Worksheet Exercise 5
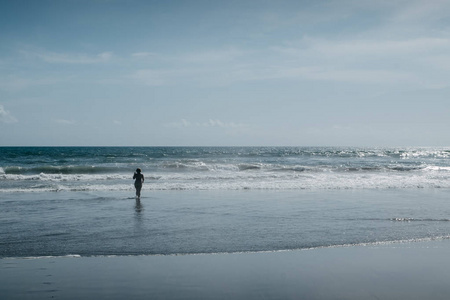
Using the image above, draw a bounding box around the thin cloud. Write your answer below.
[201,119,244,128]
[272,67,417,84]
[263,36,450,86]
[130,69,167,86]
[180,48,247,64]
[0,75,67,92]
[127,35,450,87]
[392,0,450,23]
[54,119,76,125]
[423,54,450,71]
[0,104,18,123]
[131,52,157,58]
[300,37,450,57]
[21,50,114,64]
[166,119,246,129]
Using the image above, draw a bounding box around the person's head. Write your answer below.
[136,168,141,174]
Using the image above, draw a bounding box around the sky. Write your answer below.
[1,0,450,146]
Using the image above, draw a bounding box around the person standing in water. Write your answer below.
[133,168,144,198]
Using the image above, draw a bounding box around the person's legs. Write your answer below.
[136,186,141,198]
[135,182,142,198]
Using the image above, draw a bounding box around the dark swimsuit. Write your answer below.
[134,173,144,189]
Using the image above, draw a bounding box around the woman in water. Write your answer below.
[133,168,144,198]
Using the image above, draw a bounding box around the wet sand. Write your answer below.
[2,239,450,299]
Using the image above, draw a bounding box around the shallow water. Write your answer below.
[2,189,450,258]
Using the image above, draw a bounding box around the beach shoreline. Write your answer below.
[2,239,450,300]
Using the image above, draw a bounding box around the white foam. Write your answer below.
[424,166,450,171]
[1,173,130,182]
[2,161,450,192]
[2,173,450,192]
[3,254,82,260]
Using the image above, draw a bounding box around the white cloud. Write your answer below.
[21,50,114,64]
[180,48,247,64]
[0,75,67,92]
[126,33,450,88]
[301,37,450,57]
[422,54,450,71]
[131,52,157,58]
[165,119,246,129]
[0,104,18,123]
[201,119,244,128]
[54,119,76,125]
[164,119,191,128]
[277,67,417,84]
[261,35,450,86]
[392,0,450,23]
[130,69,167,86]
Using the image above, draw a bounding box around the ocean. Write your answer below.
[1,146,450,258]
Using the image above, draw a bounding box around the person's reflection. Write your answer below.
[135,198,143,213]
[134,198,143,234]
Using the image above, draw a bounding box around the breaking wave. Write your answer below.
[1,146,450,192]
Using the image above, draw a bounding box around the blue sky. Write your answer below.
[1,0,449,146]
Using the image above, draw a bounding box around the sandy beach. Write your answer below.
[2,239,450,300]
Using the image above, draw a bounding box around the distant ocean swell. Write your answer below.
[1,147,450,192]
[3,162,450,175]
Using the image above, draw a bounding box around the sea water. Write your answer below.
[1,146,450,258]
